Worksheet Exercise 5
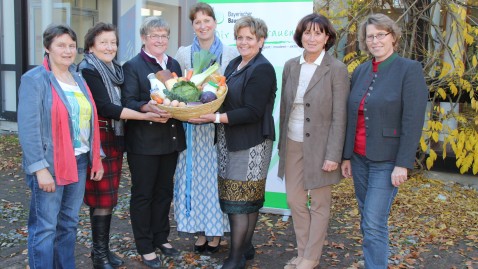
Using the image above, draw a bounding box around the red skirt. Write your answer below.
[84,118,124,208]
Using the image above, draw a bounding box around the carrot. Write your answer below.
[218,76,226,86]
[171,72,178,78]
[186,69,194,81]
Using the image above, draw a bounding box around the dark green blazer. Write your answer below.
[343,53,428,169]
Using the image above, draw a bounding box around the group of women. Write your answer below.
[17,1,427,268]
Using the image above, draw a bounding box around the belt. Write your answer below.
[98,119,113,132]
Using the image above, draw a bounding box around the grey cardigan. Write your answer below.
[342,53,428,169]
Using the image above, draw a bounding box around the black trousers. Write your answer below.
[127,151,178,254]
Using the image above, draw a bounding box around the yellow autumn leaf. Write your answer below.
[426,156,434,170]
[420,137,428,151]
[437,88,446,100]
[473,155,478,174]
[343,51,356,62]
[449,82,458,96]
[438,62,451,79]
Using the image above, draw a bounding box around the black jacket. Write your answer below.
[78,61,123,120]
[223,53,277,152]
[121,53,186,155]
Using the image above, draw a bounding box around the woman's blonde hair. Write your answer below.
[233,16,268,41]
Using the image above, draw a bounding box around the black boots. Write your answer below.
[90,213,124,269]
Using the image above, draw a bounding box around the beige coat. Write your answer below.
[277,53,350,189]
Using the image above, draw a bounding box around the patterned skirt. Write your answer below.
[217,124,273,214]
[84,119,124,208]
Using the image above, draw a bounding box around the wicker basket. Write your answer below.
[156,88,227,121]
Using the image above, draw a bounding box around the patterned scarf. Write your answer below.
[83,52,125,136]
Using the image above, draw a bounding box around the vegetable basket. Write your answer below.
[156,87,227,121]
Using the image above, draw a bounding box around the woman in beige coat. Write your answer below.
[277,13,349,269]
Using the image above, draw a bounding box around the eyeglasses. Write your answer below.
[146,34,169,41]
[365,32,390,42]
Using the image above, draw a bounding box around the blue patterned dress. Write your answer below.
[174,123,229,236]
[173,44,238,237]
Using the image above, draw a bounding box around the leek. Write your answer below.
[193,49,217,74]
[190,62,220,86]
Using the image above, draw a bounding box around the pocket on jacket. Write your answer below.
[382,128,400,137]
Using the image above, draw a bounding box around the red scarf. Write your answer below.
[43,57,102,185]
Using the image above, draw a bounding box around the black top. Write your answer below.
[223,53,277,152]
[78,61,123,120]
[121,52,186,155]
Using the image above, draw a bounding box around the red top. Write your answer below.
[353,59,381,156]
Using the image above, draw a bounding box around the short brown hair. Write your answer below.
[293,13,336,51]
[84,22,118,52]
[43,24,77,50]
[358,13,401,54]
[233,16,268,40]
[188,2,216,23]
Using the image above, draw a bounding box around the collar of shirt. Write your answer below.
[299,49,325,65]
[142,49,168,69]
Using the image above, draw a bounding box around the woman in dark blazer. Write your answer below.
[277,13,349,269]
[79,22,163,269]
[190,16,277,269]
[121,16,186,268]
[340,13,428,269]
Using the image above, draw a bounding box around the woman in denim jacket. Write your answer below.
[17,24,103,269]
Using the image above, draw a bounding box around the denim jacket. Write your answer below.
[18,64,100,176]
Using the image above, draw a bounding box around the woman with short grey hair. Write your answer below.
[121,16,186,268]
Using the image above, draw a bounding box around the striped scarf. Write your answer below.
[83,52,125,136]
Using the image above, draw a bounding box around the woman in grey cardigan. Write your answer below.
[173,2,238,254]
[341,14,428,269]
[278,13,349,269]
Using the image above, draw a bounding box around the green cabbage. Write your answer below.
[165,81,201,103]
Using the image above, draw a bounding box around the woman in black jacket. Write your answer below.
[79,22,162,269]
[190,16,277,269]
[121,17,186,268]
